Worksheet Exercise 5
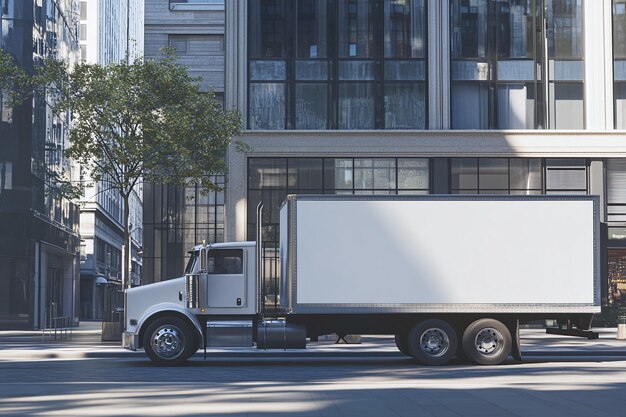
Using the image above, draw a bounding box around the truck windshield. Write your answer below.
[184,251,199,274]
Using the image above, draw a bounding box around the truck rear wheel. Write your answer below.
[406,319,457,365]
[462,318,512,365]
[143,316,197,366]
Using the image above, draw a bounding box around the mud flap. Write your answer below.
[510,319,522,362]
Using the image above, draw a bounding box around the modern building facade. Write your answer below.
[143,0,226,283]
[141,0,626,317]
[0,0,81,329]
[77,0,144,320]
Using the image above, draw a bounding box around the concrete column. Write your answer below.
[226,145,248,242]
[225,0,249,242]
[584,0,612,130]
[428,0,450,129]
[225,0,247,114]
[589,159,606,222]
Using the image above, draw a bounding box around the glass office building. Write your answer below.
[142,1,626,319]
[0,0,81,329]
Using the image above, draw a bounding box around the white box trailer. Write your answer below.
[123,195,602,366]
[280,195,600,313]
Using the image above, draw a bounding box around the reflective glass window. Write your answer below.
[338,83,376,129]
[384,82,426,129]
[384,0,426,59]
[295,84,328,129]
[450,0,583,130]
[249,0,287,59]
[297,0,328,58]
[248,83,286,129]
[338,0,375,58]
[451,158,478,191]
[247,0,428,130]
[547,0,583,59]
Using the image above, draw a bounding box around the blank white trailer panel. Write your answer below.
[279,195,600,314]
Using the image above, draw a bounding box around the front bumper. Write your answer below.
[122,331,139,351]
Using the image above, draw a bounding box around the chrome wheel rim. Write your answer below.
[475,327,504,356]
[420,328,450,357]
[151,325,184,359]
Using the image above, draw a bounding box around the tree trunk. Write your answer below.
[121,193,130,332]
[122,193,131,290]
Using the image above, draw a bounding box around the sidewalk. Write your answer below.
[0,321,124,361]
[1,322,625,361]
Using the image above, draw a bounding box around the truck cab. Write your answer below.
[123,241,259,364]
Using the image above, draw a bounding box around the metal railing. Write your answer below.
[41,302,73,341]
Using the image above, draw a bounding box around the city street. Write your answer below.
[1,333,626,417]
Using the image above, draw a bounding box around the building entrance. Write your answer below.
[46,267,64,326]
[608,249,626,307]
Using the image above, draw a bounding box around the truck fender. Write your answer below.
[510,319,522,362]
[136,303,203,347]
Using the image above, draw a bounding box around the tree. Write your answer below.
[0,49,30,109]
[1,49,81,200]
[55,51,241,291]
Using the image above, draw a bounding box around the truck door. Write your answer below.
[206,249,246,308]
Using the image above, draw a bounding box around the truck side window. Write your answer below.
[207,249,243,275]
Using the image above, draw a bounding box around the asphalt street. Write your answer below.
[1,352,626,417]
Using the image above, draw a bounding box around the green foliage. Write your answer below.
[1,50,82,200]
[56,50,242,200]
[0,49,31,105]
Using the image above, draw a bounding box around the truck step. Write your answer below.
[206,320,253,347]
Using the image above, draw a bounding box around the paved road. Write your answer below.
[2,353,626,417]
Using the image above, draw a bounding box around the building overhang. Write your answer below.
[237,130,626,158]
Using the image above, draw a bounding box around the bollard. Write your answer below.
[617,310,626,340]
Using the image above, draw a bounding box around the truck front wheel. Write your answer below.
[462,318,512,365]
[406,319,457,365]
[143,316,197,366]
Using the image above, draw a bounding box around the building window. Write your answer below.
[168,35,188,54]
[80,2,87,20]
[450,158,588,195]
[142,177,225,284]
[450,158,543,194]
[450,0,583,130]
[169,0,225,11]
[247,0,428,130]
[0,161,12,192]
[544,158,587,194]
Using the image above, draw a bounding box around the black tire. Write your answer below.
[406,319,458,365]
[462,318,512,366]
[143,316,198,366]
[394,332,410,356]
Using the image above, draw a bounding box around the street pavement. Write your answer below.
[0,323,625,416]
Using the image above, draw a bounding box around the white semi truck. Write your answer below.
[123,195,603,366]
